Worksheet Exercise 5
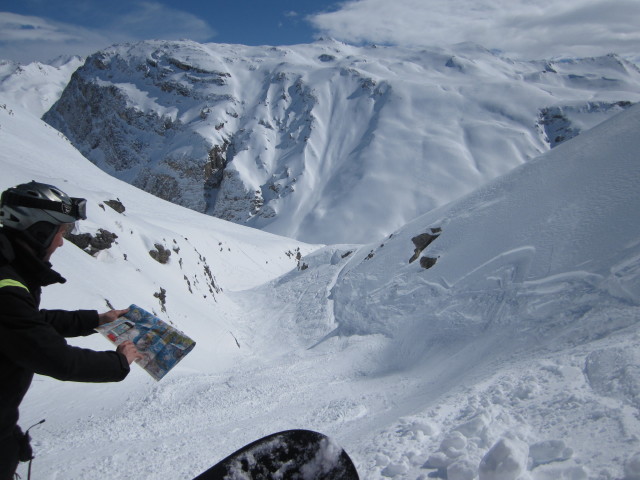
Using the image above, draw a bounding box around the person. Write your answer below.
[0,181,142,479]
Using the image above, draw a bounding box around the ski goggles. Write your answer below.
[1,191,88,221]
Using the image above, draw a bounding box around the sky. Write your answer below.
[0,0,639,64]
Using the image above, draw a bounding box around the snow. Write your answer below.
[0,56,82,116]
[478,437,529,480]
[1,51,640,480]
[42,40,640,245]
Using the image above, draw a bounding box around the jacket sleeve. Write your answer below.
[0,287,130,383]
[41,308,100,337]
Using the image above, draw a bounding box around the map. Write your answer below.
[97,304,196,380]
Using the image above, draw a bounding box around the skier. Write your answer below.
[0,181,142,479]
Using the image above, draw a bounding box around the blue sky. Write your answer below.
[2,0,335,45]
[0,0,338,62]
[1,0,639,64]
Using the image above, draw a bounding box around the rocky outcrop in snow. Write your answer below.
[538,101,633,148]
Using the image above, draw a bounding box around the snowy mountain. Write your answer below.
[43,39,640,244]
[328,102,640,478]
[0,94,316,370]
[1,48,639,480]
[0,56,83,117]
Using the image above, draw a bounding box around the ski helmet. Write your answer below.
[0,181,87,251]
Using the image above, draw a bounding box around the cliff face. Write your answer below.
[43,43,226,213]
[539,101,633,148]
[44,40,640,243]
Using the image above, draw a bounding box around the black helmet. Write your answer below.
[0,181,87,251]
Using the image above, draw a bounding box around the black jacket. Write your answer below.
[0,230,130,441]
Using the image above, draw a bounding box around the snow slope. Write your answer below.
[1,62,640,480]
[0,95,316,374]
[327,102,640,479]
[0,56,83,117]
[43,40,640,244]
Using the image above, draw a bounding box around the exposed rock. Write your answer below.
[420,257,438,269]
[104,199,126,213]
[149,243,171,264]
[205,139,231,189]
[538,101,633,148]
[409,228,441,263]
[183,275,193,293]
[135,171,181,205]
[193,247,222,298]
[43,43,218,214]
[66,228,118,256]
[154,287,167,312]
[318,54,336,62]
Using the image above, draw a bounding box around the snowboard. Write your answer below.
[193,429,359,480]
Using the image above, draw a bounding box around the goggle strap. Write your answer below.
[0,192,87,220]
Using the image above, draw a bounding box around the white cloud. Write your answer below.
[0,12,77,43]
[0,2,216,64]
[308,0,640,60]
[108,2,215,41]
[0,12,116,63]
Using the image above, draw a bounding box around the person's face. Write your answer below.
[43,224,70,262]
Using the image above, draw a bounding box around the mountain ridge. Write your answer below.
[1,42,640,479]
[43,39,640,244]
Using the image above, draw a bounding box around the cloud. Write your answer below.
[0,2,216,64]
[308,0,640,60]
[0,12,78,43]
[0,12,116,63]
[107,2,215,42]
